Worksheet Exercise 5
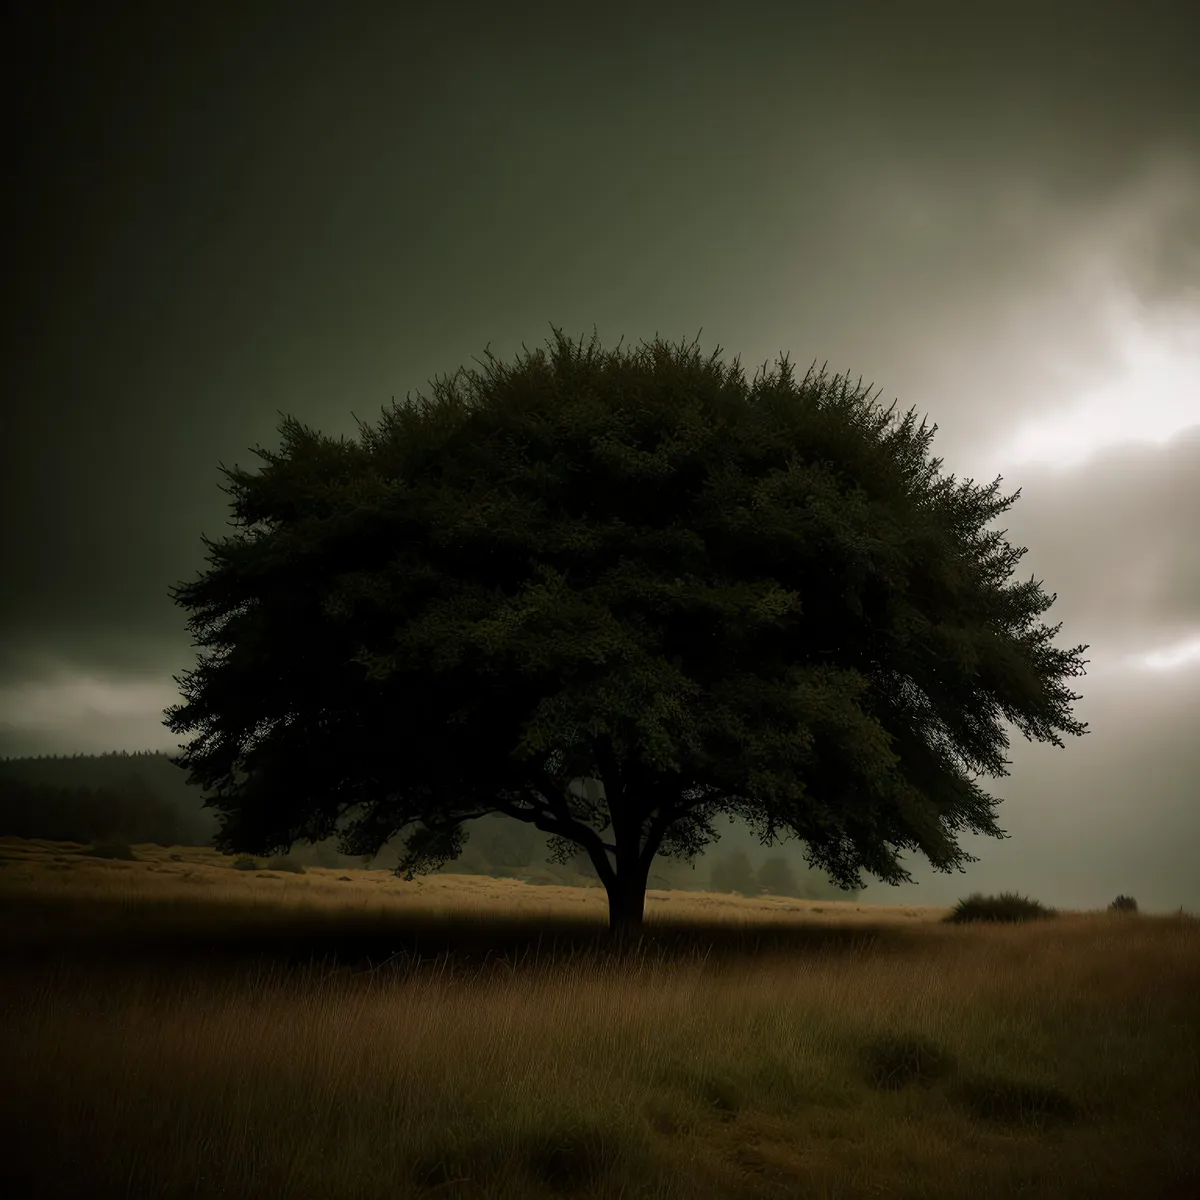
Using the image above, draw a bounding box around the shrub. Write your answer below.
[864,1034,956,1091]
[1109,894,1138,914]
[943,891,1058,924]
[951,1076,1080,1128]
[231,855,259,871]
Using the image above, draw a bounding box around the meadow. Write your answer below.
[1,835,1197,1199]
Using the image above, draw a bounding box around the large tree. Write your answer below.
[164,326,1089,943]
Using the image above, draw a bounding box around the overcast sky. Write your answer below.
[3,0,1198,912]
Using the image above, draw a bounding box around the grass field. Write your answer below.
[1,835,1197,1199]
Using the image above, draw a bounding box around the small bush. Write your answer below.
[1109,894,1138,914]
[952,1076,1080,1129]
[943,891,1057,924]
[231,855,259,871]
[266,855,306,874]
[864,1034,956,1091]
[517,1120,624,1193]
[81,841,137,861]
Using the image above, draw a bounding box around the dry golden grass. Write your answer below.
[1,835,1197,1199]
[0,835,947,931]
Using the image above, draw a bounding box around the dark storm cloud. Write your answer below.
[1,0,1197,906]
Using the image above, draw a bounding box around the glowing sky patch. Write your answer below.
[1132,635,1200,672]
[986,289,1200,474]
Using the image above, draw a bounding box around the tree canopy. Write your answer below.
[164,325,1089,942]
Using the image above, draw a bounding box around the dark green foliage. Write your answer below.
[164,325,1090,941]
[1109,894,1138,914]
[80,840,138,861]
[231,855,259,871]
[863,1034,955,1090]
[943,891,1058,924]
[708,848,759,896]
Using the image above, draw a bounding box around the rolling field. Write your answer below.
[1,835,1197,1199]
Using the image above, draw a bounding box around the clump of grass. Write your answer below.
[950,1076,1081,1129]
[942,891,1057,924]
[80,841,138,861]
[407,1120,636,1200]
[231,856,259,871]
[1109,894,1138,914]
[518,1120,630,1194]
[863,1034,956,1091]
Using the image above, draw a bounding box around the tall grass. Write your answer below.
[2,836,1198,1199]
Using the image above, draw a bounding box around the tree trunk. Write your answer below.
[577,749,667,954]
[603,858,651,949]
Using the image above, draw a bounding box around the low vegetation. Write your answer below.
[2,836,1196,1199]
[78,839,139,861]
[943,891,1059,925]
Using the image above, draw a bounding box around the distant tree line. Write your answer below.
[0,771,186,846]
[0,752,857,898]
[0,751,216,847]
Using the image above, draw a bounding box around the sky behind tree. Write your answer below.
[3,0,1198,911]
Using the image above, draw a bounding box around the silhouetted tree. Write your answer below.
[164,325,1089,945]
